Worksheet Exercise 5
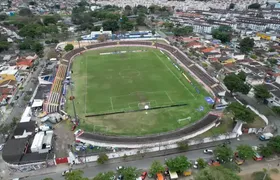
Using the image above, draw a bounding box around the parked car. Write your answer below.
[252,146,263,161]
[0,144,4,151]
[117,174,123,180]
[141,171,147,180]
[234,152,244,165]
[203,149,213,154]
[62,169,72,176]
[193,161,198,169]
[116,166,123,171]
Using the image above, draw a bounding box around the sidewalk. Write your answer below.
[10,139,229,179]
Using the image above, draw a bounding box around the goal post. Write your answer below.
[138,102,151,110]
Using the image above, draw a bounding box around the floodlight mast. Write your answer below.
[70,83,79,124]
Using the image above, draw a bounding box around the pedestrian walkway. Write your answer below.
[237,93,280,135]
[9,164,69,180]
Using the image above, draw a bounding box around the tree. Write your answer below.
[93,171,115,180]
[64,44,74,52]
[165,155,191,173]
[0,41,10,52]
[136,13,146,26]
[272,106,280,115]
[248,3,261,9]
[240,37,254,53]
[31,42,44,57]
[162,22,174,31]
[102,20,119,32]
[97,34,108,42]
[237,71,246,81]
[118,167,138,180]
[195,166,240,180]
[124,5,132,15]
[229,3,235,9]
[214,145,233,163]
[97,153,109,164]
[177,141,189,151]
[18,24,44,38]
[254,85,271,102]
[65,170,88,180]
[226,102,256,123]
[258,144,273,158]
[43,178,53,180]
[19,8,33,16]
[236,144,255,160]
[0,124,10,137]
[173,26,193,36]
[251,169,271,180]
[0,14,8,21]
[151,29,155,36]
[223,73,250,95]
[267,136,280,153]
[223,162,241,173]
[77,37,83,48]
[251,54,257,59]
[150,160,165,176]
[212,25,232,43]
[197,158,207,169]
[269,48,275,52]
[43,16,58,25]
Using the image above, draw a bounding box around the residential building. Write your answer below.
[186,41,203,49]
[219,56,236,65]
[14,121,36,139]
[246,74,264,86]
[0,66,20,84]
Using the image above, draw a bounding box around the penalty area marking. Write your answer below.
[165,91,173,103]
[177,117,191,123]
[110,97,114,111]
[153,52,196,99]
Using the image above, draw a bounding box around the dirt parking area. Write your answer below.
[240,173,280,180]
[53,120,75,157]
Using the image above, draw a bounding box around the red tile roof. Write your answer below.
[0,79,17,87]
[16,58,33,67]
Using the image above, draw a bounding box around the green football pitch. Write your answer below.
[66,47,211,135]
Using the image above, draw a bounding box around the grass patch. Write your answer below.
[66,47,210,135]
[196,113,234,138]
[197,110,266,139]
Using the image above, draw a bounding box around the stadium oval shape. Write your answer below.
[59,41,225,148]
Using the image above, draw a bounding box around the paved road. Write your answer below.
[23,135,265,180]
[4,60,45,125]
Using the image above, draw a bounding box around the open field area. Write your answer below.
[66,47,211,135]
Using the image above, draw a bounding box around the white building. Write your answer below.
[20,107,32,123]
[13,121,36,139]
[31,130,53,154]
[246,75,264,86]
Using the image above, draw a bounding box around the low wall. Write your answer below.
[56,38,170,50]
[75,132,238,164]
[234,97,269,125]
[76,118,217,148]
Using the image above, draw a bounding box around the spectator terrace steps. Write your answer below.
[45,41,225,113]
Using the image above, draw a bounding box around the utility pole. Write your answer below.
[262,163,271,180]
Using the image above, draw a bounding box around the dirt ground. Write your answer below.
[240,173,280,180]
[53,120,75,157]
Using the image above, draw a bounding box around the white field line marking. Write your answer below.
[110,97,114,111]
[165,91,173,103]
[110,91,175,99]
[153,52,196,99]
[85,55,88,114]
